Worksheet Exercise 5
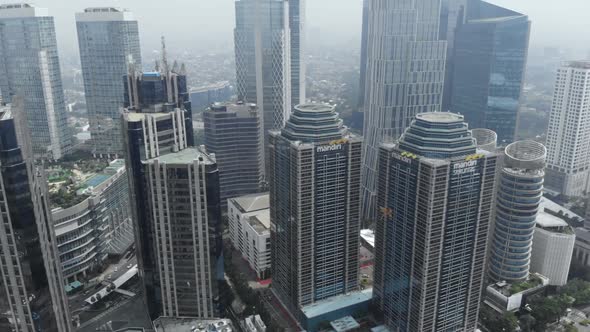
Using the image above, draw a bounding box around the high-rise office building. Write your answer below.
[143,147,222,318]
[0,3,71,159]
[269,104,362,320]
[439,0,468,111]
[373,113,499,332]
[123,56,223,319]
[0,104,73,332]
[545,61,590,197]
[203,102,263,208]
[489,141,546,283]
[358,0,368,111]
[76,7,141,157]
[360,0,447,221]
[288,0,305,107]
[450,1,530,144]
[234,0,293,153]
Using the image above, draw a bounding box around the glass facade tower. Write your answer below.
[0,104,73,332]
[234,0,299,168]
[374,113,499,332]
[269,104,362,322]
[450,1,530,144]
[360,0,447,222]
[203,102,263,209]
[76,7,141,157]
[0,4,71,159]
[489,141,546,282]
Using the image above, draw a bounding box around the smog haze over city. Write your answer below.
[25,0,590,55]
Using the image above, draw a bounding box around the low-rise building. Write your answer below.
[243,315,266,332]
[228,193,270,279]
[531,200,576,286]
[484,273,549,313]
[52,159,134,282]
[153,317,234,332]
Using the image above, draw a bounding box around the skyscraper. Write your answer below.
[545,61,590,197]
[0,3,71,159]
[489,141,546,282]
[373,113,499,332]
[0,104,73,332]
[234,0,293,153]
[450,1,530,144]
[123,57,223,319]
[358,0,368,111]
[203,102,263,209]
[269,104,362,321]
[439,0,468,111]
[143,147,222,318]
[288,0,306,106]
[360,0,447,221]
[76,7,141,157]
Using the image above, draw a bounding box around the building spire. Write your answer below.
[161,36,169,73]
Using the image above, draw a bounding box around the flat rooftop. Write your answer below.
[153,317,233,332]
[540,197,582,221]
[146,147,215,166]
[76,7,135,22]
[416,112,463,123]
[0,3,48,18]
[231,192,269,213]
[536,210,568,228]
[301,288,373,319]
[249,210,271,234]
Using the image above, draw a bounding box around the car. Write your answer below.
[107,274,113,280]
[127,264,133,269]
[361,274,369,279]
[114,267,118,272]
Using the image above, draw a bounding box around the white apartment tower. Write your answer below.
[545,61,590,197]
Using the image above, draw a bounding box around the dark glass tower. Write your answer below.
[373,113,499,331]
[269,104,362,323]
[203,102,263,209]
[450,1,531,144]
[123,57,219,319]
[0,104,72,331]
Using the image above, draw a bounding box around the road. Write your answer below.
[68,256,137,311]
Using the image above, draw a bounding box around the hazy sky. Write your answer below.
[19,0,590,57]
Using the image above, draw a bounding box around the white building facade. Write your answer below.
[530,205,575,286]
[545,61,590,197]
[228,193,271,280]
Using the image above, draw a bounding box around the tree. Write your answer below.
[519,314,536,332]
[479,305,518,332]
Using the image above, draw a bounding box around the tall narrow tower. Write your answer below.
[545,61,590,197]
[0,104,73,332]
[269,104,362,324]
[360,0,447,221]
[489,141,546,282]
[0,3,71,159]
[374,113,499,332]
[234,0,298,166]
[76,7,141,157]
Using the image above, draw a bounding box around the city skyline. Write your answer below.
[8,0,589,58]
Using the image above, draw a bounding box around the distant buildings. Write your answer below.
[545,61,590,197]
[76,7,141,157]
[52,159,134,282]
[190,81,232,112]
[228,193,271,280]
[449,1,530,144]
[203,102,264,208]
[361,0,447,221]
[154,317,234,332]
[269,104,362,327]
[0,3,71,159]
[531,199,575,286]
[0,105,73,331]
[373,113,499,331]
[489,141,545,283]
[234,0,296,157]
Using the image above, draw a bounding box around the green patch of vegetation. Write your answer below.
[561,279,590,306]
[509,276,542,295]
[50,189,89,209]
[479,305,518,332]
